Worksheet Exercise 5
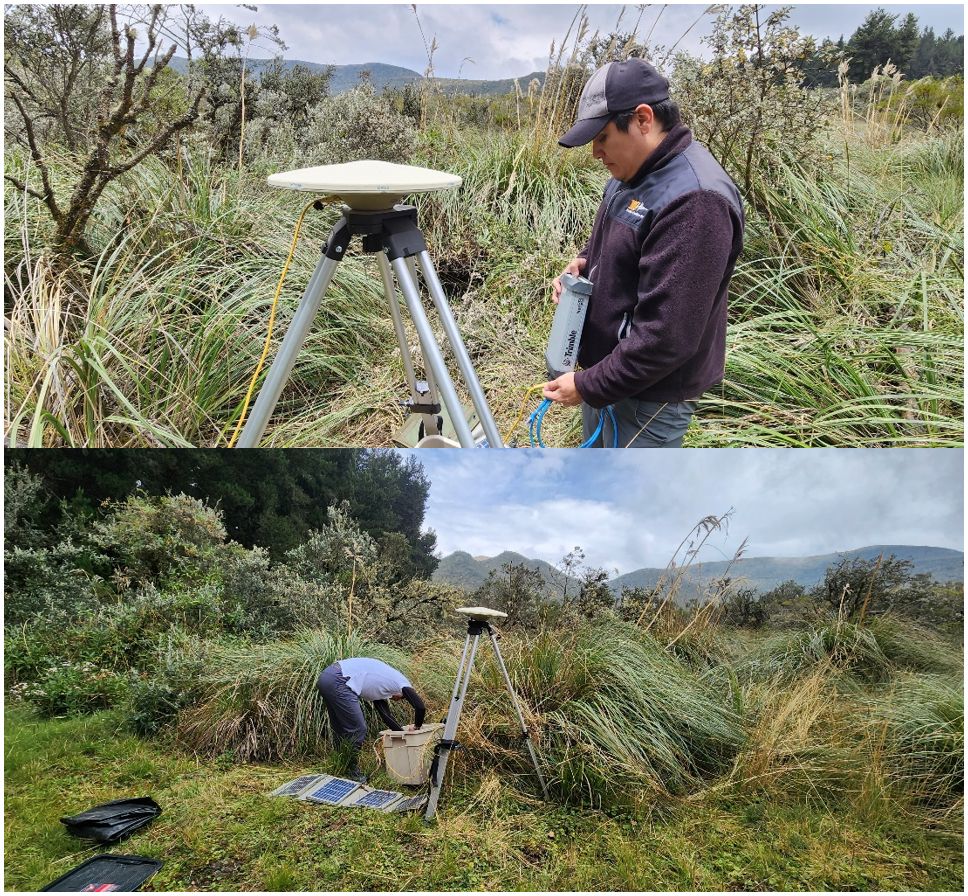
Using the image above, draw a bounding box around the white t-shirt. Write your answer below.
[338,658,411,701]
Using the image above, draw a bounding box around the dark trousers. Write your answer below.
[582,398,697,447]
[316,663,367,749]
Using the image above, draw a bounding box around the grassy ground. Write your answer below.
[4,706,963,891]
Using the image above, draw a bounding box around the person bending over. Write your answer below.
[316,656,426,781]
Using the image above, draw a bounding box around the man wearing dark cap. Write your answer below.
[544,58,744,447]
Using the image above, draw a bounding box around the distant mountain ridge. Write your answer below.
[434,550,575,597]
[168,57,544,96]
[433,545,964,603]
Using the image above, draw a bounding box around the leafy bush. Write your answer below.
[300,80,417,164]
[220,545,296,637]
[4,541,104,627]
[903,75,964,127]
[93,493,230,588]
[125,633,211,736]
[673,6,832,199]
[3,464,106,625]
[13,661,132,717]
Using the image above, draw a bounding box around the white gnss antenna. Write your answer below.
[235,160,504,449]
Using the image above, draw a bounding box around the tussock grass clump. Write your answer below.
[456,620,745,807]
[864,615,963,676]
[720,669,865,802]
[746,615,963,685]
[750,620,892,683]
[176,629,409,761]
[871,673,964,813]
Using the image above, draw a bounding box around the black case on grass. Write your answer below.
[41,854,163,891]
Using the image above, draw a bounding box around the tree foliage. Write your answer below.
[673,5,829,199]
[844,9,964,81]
[7,448,437,570]
[473,561,547,628]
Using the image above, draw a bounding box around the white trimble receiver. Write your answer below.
[545,273,593,378]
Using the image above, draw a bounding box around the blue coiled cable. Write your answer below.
[528,399,618,448]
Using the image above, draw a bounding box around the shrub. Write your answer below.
[220,545,296,637]
[3,541,104,626]
[902,75,964,128]
[125,633,211,736]
[673,6,832,199]
[16,661,132,717]
[93,493,230,588]
[300,80,417,164]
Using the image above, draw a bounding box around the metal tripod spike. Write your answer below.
[424,607,549,822]
[234,160,504,449]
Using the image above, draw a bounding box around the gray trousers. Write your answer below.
[317,663,367,748]
[582,398,697,448]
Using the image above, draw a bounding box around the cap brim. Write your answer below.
[558,114,612,148]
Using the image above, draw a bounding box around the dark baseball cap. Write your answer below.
[558,58,670,148]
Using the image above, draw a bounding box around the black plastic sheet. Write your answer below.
[60,798,161,844]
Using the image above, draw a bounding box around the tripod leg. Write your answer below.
[391,257,476,447]
[416,251,505,448]
[376,253,421,405]
[488,628,550,800]
[425,633,480,821]
[235,253,341,447]
[377,253,441,436]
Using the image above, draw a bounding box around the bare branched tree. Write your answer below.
[4,4,204,256]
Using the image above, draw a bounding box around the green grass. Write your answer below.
[4,705,963,891]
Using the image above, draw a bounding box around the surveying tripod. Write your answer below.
[425,607,549,822]
[235,202,504,448]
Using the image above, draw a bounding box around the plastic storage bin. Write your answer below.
[381,723,444,784]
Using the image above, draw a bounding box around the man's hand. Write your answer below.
[552,257,587,304]
[543,372,583,407]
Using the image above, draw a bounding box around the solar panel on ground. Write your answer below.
[300,776,361,805]
[391,794,428,813]
[271,774,325,797]
[349,789,402,810]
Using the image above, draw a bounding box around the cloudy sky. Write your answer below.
[398,449,964,574]
[198,2,965,80]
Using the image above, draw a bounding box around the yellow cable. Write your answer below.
[226,196,336,447]
[504,383,546,445]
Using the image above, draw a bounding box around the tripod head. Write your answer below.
[455,605,507,635]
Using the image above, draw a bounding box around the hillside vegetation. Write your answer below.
[5,470,964,890]
[3,5,963,447]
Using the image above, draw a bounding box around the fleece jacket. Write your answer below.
[572,124,745,408]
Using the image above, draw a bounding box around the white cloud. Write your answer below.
[415,449,963,574]
[196,4,964,80]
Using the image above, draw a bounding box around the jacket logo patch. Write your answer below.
[624,199,647,222]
